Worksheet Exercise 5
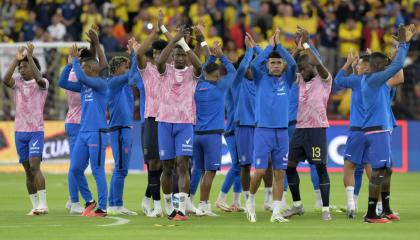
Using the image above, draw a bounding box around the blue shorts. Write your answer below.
[254,128,289,170]
[65,123,81,154]
[235,126,254,166]
[365,132,392,169]
[193,133,222,171]
[344,131,368,165]
[15,131,44,163]
[158,122,193,160]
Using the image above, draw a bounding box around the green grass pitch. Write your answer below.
[0,173,418,240]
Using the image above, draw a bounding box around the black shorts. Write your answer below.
[289,128,327,165]
[142,117,160,162]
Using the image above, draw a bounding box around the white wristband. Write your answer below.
[160,25,168,33]
[200,41,208,47]
[303,43,310,50]
[177,38,191,52]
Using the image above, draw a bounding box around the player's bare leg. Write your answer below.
[174,156,190,220]
[247,168,266,222]
[22,161,38,215]
[263,160,273,211]
[380,168,399,220]
[29,157,48,215]
[271,170,289,223]
[343,160,357,218]
[161,160,175,218]
[198,170,217,216]
[364,168,390,223]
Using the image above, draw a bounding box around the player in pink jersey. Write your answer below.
[284,28,333,221]
[2,43,49,215]
[156,27,202,220]
[135,11,173,217]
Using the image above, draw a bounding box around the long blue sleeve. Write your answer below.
[59,65,82,92]
[335,70,361,89]
[108,72,129,89]
[309,43,322,61]
[232,48,253,89]
[254,46,262,55]
[128,54,143,88]
[72,58,107,91]
[367,43,409,88]
[251,45,273,84]
[276,45,297,85]
[217,55,236,90]
[201,55,217,75]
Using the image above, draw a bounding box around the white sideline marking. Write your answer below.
[98,217,130,227]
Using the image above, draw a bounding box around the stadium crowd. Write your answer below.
[0,0,420,120]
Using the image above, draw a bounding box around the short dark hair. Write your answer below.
[359,54,370,62]
[79,48,95,59]
[369,52,391,69]
[297,53,309,64]
[152,40,168,51]
[268,51,281,59]
[204,62,219,74]
[145,49,153,58]
[19,56,41,71]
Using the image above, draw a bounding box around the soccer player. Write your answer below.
[156,28,202,220]
[246,29,296,223]
[194,41,236,216]
[135,15,170,216]
[335,51,372,218]
[60,44,108,217]
[106,38,139,216]
[214,70,243,212]
[361,24,415,223]
[2,43,49,215]
[284,29,333,221]
[62,47,97,215]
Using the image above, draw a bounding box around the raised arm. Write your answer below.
[156,29,186,74]
[217,55,236,90]
[128,51,143,88]
[251,45,272,84]
[136,30,158,69]
[1,47,25,88]
[387,69,404,87]
[86,27,107,69]
[369,24,415,88]
[26,43,47,89]
[233,41,254,88]
[70,44,107,91]
[157,9,173,42]
[59,64,82,92]
[304,44,329,80]
[193,23,210,58]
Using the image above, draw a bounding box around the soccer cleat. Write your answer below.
[382,212,400,221]
[322,210,332,221]
[167,210,178,220]
[230,203,245,212]
[264,202,273,212]
[70,202,84,214]
[82,200,97,216]
[66,199,72,210]
[347,209,356,219]
[118,207,138,216]
[364,215,391,224]
[26,209,36,216]
[314,200,323,210]
[172,211,188,221]
[283,205,304,218]
[270,214,289,223]
[197,203,218,217]
[246,204,257,223]
[215,199,232,212]
[87,209,107,217]
[147,208,163,218]
[106,207,119,216]
[141,198,152,216]
[33,207,49,215]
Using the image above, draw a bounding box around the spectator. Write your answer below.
[20,11,38,42]
[230,13,250,49]
[47,14,67,41]
[362,17,384,52]
[127,0,141,32]
[318,10,339,74]
[80,3,102,40]
[253,2,273,39]
[1,0,17,36]
[100,22,122,56]
[338,18,362,63]
[59,0,81,41]
[14,0,30,37]
[35,0,55,29]
[336,0,356,23]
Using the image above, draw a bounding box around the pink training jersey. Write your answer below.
[65,71,81,124]
[296,73,332,128]
[157,64,197,124]
[13,76,49,132]
[140,62,162,118]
